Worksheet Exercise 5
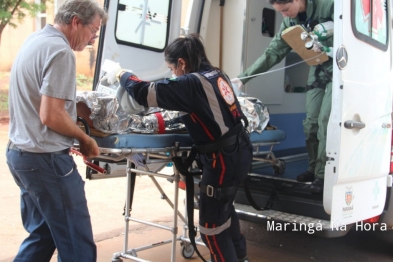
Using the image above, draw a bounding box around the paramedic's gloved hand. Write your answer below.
[107,62,125,85]
[230,77,243,96]
[79,136,100,158]
[313,21,334,41]
[312,43,333,58]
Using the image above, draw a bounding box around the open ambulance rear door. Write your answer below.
[93,0,183,86]
[324,0,392,227]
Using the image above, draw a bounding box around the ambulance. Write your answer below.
[90,0,393,237]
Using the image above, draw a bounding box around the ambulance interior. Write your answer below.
[214,0,326,220]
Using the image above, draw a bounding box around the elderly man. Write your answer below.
[6,0,107,261]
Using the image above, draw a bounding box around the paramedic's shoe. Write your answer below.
[296,171,314,182]
[310,178,324,193]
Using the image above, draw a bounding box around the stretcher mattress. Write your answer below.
[250,130,286,143]
[93,130,286,149]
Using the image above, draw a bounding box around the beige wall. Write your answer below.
[0,19,36,72]
[0,1,101,77]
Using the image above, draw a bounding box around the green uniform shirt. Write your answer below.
[238,0,334,86]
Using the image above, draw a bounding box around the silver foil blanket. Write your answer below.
[237,96,270,133]
[76,91,269,134]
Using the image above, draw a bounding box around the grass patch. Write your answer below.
[76,74,94,91]
[0,91,8,111]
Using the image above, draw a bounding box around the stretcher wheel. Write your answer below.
[273,159,286,174]
[181,242,195,259]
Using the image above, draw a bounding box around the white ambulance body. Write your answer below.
[92,0,393,236]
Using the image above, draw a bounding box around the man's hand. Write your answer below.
[230,77,243,96]
[79,136,100,158]
[313,21,334,41]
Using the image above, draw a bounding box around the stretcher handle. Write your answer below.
[77,116,91,136]
[70,148,107,174]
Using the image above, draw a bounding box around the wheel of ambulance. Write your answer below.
[181,242,195,259]
[273,159,286,175]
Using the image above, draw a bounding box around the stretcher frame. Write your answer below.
[82,143,205,262]
[74,130,286,262]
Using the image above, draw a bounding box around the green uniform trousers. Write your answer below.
[303,82,332,179]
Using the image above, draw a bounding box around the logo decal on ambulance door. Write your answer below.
[345,187,354,205]
[217,77,235,105]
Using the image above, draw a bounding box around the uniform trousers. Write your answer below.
[303,81,332,179]
[198,135,252,262]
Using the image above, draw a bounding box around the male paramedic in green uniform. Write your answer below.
[231,0,334,193]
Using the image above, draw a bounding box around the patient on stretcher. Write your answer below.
[76,90,270,135]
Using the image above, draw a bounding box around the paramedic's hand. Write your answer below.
[230,77,243,96]
[107,63,125,85]
[312,44,333,58]
[313,21,334,41]
[79,136,100,158]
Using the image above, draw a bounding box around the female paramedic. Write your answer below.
[107,33,252,262]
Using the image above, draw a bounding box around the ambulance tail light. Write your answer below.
[363,215,380,223]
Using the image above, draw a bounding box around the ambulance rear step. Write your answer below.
[234,203,353,238]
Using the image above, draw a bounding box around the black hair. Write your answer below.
[164,33,213,72]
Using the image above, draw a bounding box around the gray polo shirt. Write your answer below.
[8,24,77,152]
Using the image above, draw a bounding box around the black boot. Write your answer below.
[296,171,314,182]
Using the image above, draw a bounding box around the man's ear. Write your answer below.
[71,16,80,30]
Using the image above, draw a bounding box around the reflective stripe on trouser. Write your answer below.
[198,139,252,262]
[303,81,332,179]
[6,149,96,262]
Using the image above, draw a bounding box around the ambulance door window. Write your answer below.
[352,0,388,50]
[115,0,171,52]
[262,8,275,37]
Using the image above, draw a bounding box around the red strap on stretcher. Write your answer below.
[154,112,165,134]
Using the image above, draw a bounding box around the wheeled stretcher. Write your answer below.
[75,129,286,262]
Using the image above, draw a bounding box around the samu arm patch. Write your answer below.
[217,77,235,105]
